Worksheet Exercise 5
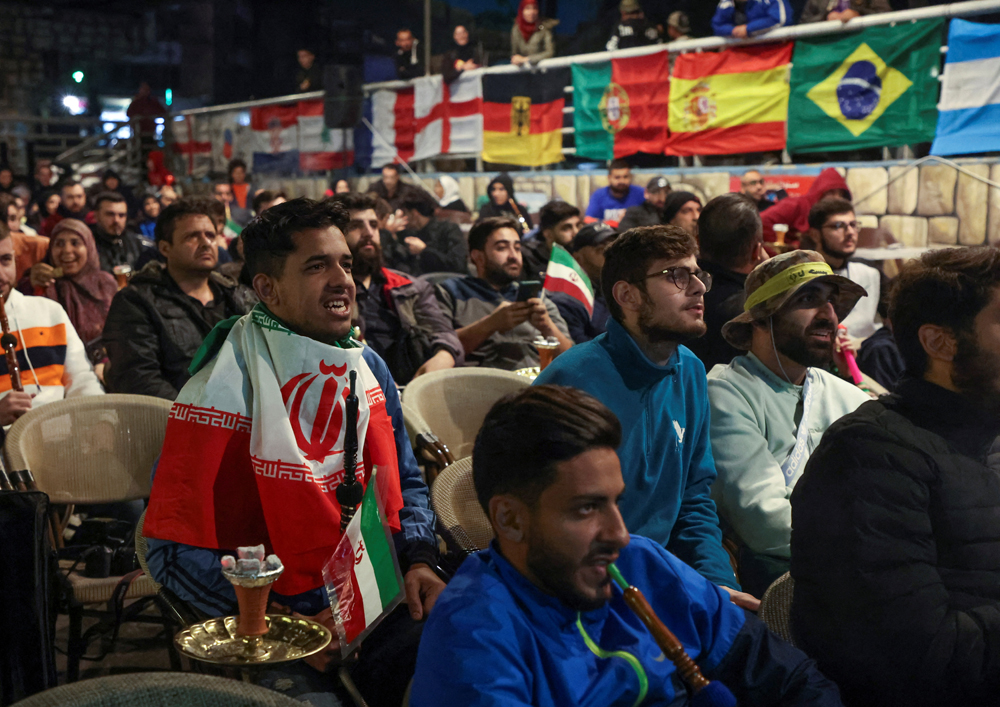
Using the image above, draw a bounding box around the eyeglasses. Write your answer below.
[823,220,859,233]
[636,266,712,293]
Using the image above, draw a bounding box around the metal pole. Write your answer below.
[424,0,432,77]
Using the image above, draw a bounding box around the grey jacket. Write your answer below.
[510,22,555,64]
[799,0,892,23]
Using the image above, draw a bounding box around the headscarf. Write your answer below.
[436,175,462,207]
[43,219,118,344]
[452,29,476,63]
[516,0,539,41]
[479,173,529,234]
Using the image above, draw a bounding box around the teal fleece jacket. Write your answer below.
[534,318,739,589]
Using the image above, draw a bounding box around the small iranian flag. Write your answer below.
[323,470,405,656]
[544,244,594,316]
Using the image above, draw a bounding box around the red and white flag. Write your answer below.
[172,115,212,177]
[370,72,483,167]
[298,99,354,171]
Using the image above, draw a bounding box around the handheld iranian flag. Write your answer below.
[323,469,405,657]
[544,244,594,316]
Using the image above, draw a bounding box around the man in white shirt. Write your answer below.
[808,197,882,340]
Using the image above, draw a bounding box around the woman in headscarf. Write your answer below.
[434,175,468,213]
[478,173,531,234]
[18,219,118,369]
[510,0,555,67]
[442,25,484,83]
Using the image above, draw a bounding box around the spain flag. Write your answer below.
[482,68,570,166]
[666,43,793,156]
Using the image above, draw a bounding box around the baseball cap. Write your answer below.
[569,221,617,253]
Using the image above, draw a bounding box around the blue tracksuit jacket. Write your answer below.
[411,537,842,706]
[535,318,737,589]
[712,0,793,36]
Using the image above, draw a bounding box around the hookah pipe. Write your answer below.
[0,293,36,493]
[336,370,364,532]
[507,199,529,233]
[608,563,737,707]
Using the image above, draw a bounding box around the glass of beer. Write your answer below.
[113,264,132,290]
[773,224,788,248]
[535,336,560,371]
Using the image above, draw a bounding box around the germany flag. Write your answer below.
[482,67,570,167]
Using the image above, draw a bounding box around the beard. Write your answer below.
[820,232,854,262]
[771,313,836,369]
[636,292,706,343]
[483,257,521,288]
[352,239,383,279]
[952,330,1000,416]
[525,533,616,613]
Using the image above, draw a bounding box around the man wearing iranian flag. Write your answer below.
[545,222,616,344]
[144,198,443,706]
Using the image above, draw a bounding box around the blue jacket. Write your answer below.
[146,346,437,616]
[548,291,610,344]
[535,318,737,589]
[712,0,793,36]
[411,536,842,706]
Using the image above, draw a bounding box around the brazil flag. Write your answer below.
[787,19,944,153]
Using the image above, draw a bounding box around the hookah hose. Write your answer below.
[608,563,736,707]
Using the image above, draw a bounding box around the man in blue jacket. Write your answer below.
[536,225,755,607]
[713,0,793,37]
[411,385,842,706]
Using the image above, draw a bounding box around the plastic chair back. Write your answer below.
[5,394,173,505]
[431,457,494,553]
[402,368,529,460]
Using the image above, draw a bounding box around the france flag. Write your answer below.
[931,19,1000,156]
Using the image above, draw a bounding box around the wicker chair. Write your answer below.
[758,572,797,646]
[13,672,304,707]
[5,393,174,681]
[401,368,529,484]
[431,457,494,555]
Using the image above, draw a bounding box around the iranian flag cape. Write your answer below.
[144,305,404,597]
[544,244,595,316]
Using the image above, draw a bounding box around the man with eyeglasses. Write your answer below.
[536,225,760,610]
[808,197,883,340]
[740,170,772,212]
[706,250,870,598]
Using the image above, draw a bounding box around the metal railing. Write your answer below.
[0,116,143,180]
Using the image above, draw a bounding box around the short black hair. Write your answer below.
[329,192,377,213]
[698,193,761,270]
[472,385,622,515]
[154,198,217,246]
[60,180,82,193]
[608,158,630,172]
[252,189,287,214]
[142,193,159,204]
[890,247,1000,377]
[401,195,435,218]
[94,191,126,210]
[213,180,230,192]
[381,164,401,174]
[469,216,519,252]
[227,158,248,180]
[242,197,349,279]
[602,225,698,322]
[373,197,392,220]
[538,200,580,233]
[808,196,855,231]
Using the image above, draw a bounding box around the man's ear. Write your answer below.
[489,495,529,544]
[918,324,957,363]
[470,249,485,270]
[253,273,278,307]
[612,280,642,315]
[157,239,170,259]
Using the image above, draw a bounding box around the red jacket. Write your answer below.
[761,168,852,245]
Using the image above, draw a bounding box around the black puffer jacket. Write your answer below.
[791,378,1000,707]
[102,262,254,399]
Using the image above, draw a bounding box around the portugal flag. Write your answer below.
[482,68,570,166]
[666,43,793,156]
[573,52,670,160]
[544,244,594,316]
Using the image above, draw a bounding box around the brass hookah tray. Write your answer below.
[175,614,332,666]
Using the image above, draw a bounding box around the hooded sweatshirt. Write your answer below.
[760,168,851,245]
[478,174,531,234]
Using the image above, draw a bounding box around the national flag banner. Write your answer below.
[298,99,354,171]
[250,103,300,173]
[324,468,405,656]
[370,72,483,168]
[665,43,792,156]
[171,115,212,177]
[208,110,251,175]
[482,67,570,167]
[931,19,1000,156]
[573,52,670,160]
[544,244,594,316]
[787,19,944,153]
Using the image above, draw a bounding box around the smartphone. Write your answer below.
[515,281,543,302]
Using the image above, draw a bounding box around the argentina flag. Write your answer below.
[932,19,1000,156]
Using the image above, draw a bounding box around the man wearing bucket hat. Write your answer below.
[706,250,870,597]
